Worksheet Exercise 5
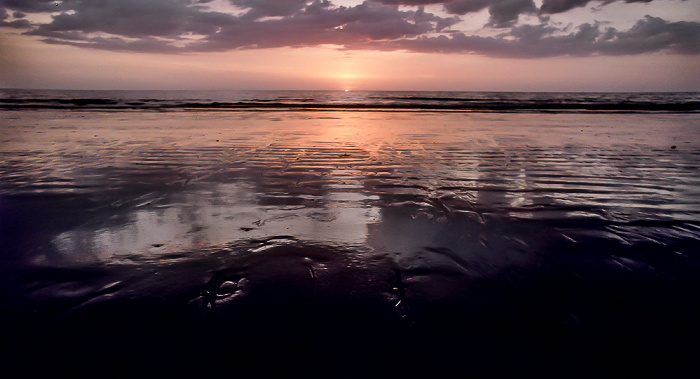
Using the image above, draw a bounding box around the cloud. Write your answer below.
[376,0,685,27]
[373,0,536,28]
[231,0,310,19]
[0,6,32,28]
[1,1,82,13]
[540,0,666,14]
[600,15,700,55]
[371,0,445,4]
[25,0,228,39]
[0,19,32,28]
[40,35,184,53]
[15,1,455,52]
[2,0,698,58]
[371,15,700,57]
[484,0,537,28]
[193,1,450,51]
[539,0,592,13]
[414,6,460,31]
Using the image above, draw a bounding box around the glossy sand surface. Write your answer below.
[1,110,699,375]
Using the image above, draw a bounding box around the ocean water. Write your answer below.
[1,90,700,375]
[2,88,699,112]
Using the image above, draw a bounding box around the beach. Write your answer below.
[2,93,700,375]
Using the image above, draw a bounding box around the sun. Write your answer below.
[344,89,350,92]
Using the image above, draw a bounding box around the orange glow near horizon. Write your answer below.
[1,33,699,91]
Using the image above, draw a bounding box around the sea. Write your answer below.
[1,89,699,376]
[2,89,699,112]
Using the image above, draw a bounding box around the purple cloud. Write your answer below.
[191,1,449,51]
[25,0,229,39]
[372,0,536,28]
[541,0,665,14]
[231,0,309,18]
[370,16,700,57]
[0,6,31,28]
[485,0,537,28]
[17,1,455,52]
[2,0,698,58]
[1,0,83,13]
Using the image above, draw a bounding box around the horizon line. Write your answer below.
[2,87,699,94]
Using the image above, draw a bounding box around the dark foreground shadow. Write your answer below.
[2,238,699,378]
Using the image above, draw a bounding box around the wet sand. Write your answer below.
[1,110,699,376]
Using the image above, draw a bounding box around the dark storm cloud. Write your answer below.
[2,0,698,57]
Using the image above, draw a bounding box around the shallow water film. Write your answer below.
[2,109,700,376]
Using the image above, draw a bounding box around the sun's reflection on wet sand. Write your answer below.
[0,110,679,265]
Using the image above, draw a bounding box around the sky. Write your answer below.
[0,0,698,91]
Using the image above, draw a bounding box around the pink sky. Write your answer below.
[1,0,698,91]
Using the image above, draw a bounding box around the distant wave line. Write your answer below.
[2,99,699,113]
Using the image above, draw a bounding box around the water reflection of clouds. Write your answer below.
[53,181,382,262]
[25,110,698,265]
